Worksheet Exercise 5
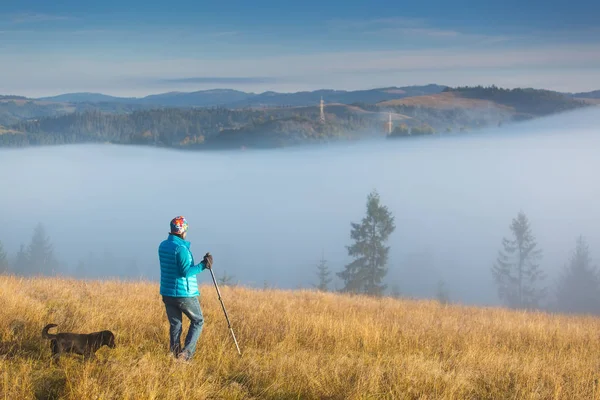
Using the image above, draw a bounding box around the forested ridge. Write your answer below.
[0,86,593,149]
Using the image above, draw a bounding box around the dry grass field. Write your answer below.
[378,92,514,112]
[2,275,600,399]
[0,126,22,135]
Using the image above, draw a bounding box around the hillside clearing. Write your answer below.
[378,92,514,112]
[0,126,22,135]
[1,275,600,399]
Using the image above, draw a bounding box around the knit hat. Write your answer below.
[170,216,189,235]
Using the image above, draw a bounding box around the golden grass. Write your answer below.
[2,275,600,399]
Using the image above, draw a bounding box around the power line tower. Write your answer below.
[319,96,325,123]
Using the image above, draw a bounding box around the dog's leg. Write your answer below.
[50,340,61,365]
[83,350,97,361]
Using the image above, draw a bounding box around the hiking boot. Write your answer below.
[176,351,191,363]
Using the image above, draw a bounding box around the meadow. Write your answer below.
[1,275,600,399]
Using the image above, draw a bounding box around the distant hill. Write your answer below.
[1,84,595,149]
[2,86,445,125]
[445,86,587,117]
[139,89,254,107]
[0,95,29,101]
[37,89,253,107]
[379,86,588,120]
[228,85,447,108]
[38,92,134,103]
[0,97,146,126]
[572,90,600,99]
[379,91,510,110]
[0,98,75,126]
[31,85,447,108]
[578,98,600,105]
[2,104,384,149]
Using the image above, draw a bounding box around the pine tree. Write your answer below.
[436,280,450,304]
[0,240,9,273]
[390,283,401,298]
[337,190,396,296]
[314,252,332,292]
[491,211,546,309]
[26,223,58,276]
[555,235,600,315]
[14,244,29,275]
[218,270,236,286]
[75,260,87,278]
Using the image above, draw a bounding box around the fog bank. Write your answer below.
[1,106,599,306]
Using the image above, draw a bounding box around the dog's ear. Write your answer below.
[104,331,116,348]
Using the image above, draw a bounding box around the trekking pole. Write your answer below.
[205,253,242,356]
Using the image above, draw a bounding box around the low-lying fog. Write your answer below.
[1,106,599,306]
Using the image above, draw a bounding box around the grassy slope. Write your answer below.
[1,275,600,399]
[378,92,514,111]
[0,126,22,135]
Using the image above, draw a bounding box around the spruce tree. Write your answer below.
[436,280,450,304]
[337,190,396,296]
[390,283,401,298]
[491,211,546,309]
[26,223,58,276]
[14,244,29,275]
[218,270,236,286]
[555,235,600,315]
[75,260,87,279]
[0,240,8,273]
[314,252,332,292]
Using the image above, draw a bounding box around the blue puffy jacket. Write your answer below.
[158,233,207,297]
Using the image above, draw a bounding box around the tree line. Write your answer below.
[309,191,600,316]
[2,198,598,316]
[0,103,504,149]
[3,85,588,150]
[0,107,376,149]
[0,223,143,280]
[443,85,587,116]
[0,223,60,276]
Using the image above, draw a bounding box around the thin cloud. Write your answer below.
[327,16,512,44]
[362,26,462,38]
[327,17,426,31]
[157,76,279,84]
[10,13,74,24]
[0,29,37,35]
[70,29,115,36]
[208,31,239,38]
[5,44,599,78]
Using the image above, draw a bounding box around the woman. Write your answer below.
[158,216,212,361]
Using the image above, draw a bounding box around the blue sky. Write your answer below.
[1,0,599,97]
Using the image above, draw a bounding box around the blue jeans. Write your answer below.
[162,295,204,360]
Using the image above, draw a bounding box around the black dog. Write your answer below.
[42,323,116,362]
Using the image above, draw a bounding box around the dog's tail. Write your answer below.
[42,324,58,339]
